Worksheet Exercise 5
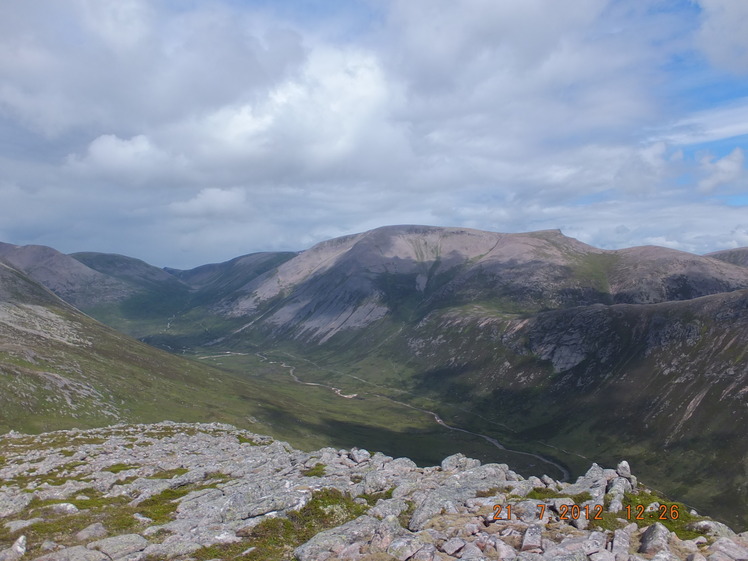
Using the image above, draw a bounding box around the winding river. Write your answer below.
[251,352,571,481]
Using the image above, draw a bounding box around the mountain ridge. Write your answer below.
[1,225,747,529]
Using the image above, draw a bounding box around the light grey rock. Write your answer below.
[139,540,201,560]
[40,542,58,553]
[0,492,33,518]
[411,543,438,561]
[687,520,737,538]
[75,523,107,542]
[441,537,466,555]
[639,523,671,555]
[87,534,148,560]
[441,453,480,471]
[570,515,589,530]
[561,463,608,501]
[706,537,748,560]
[687,554,708,561]
[590,552,616,561]
[529,476,546,489]
[387,536,423,561]
[651,551,681,561]
[522,524,544,551]
[612,528,632,558]
[547,551,589,561]
[494,538,519,559]
[503,480,535,497]
[458,542,485,560]
[608,497,624,513]
[370,516,408,551]
[616,461,632,479]
[583,532,607,555]
[707,552,737,561]
[548,497,576,513]
[369,498,409,519]
[514,500,543,523]
[390,457,418,472]
[349,448,371,463]
[363,470,390,494]
[607,477,633,497]
[49,503,79,515]
[294,515,388,561]
[32,546,108,561]
[408,490,461,531]
[0,536,26,561]
[5,519,43,533]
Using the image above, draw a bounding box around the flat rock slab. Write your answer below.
[87,535,148,560]
[32,546,108,561]
[522,524,543,551]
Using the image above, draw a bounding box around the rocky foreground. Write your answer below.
[0,423,746,561]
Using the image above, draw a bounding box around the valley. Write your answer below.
[1,226,747,530]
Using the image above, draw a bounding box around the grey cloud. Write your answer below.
[696,0,748,74]
[0,0,746,268]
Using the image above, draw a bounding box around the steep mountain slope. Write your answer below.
[68,250,296,346]
[0,243,132,308]
[0,258,289,437]
[209,226,748,343]
[707,247,748,268]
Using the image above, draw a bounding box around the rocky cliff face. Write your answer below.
[1,422,746,561]
[211,227,748,342]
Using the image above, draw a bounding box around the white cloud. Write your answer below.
[0,1,747,268]
[697,147,746,192]
[657,98,748,145]
[696,0,748,74]
[168,187,249,219]
[74,0,153,53]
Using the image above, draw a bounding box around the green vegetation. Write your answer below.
[191,488,368,561]
[301,463,326,477]
[398,500,417,529]
[357,487,394,506]
[147,467,189,479]
[590,490,705,539]
[104,463,139,474]
[0,474,231,556]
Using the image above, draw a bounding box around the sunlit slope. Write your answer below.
[0,258,305,438]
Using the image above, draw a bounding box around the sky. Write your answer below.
[1,0,747,269]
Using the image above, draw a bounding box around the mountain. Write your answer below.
[0,256,304,439]
[0,242,132,308]
[2,226,748,529]
[207,226,748,342]
[707,247,748,268]
[2,422,746,561]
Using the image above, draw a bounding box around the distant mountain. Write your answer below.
[207,226,748,342]
[0,242,132,307]
[2,226,748,528]
[707,247,748,268]
[0,256,297,438]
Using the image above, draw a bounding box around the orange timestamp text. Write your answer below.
[492,503,681,521]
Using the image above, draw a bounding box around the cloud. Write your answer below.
[657,98,748,145]
[696,0,748,74]
[0,1,747,268]
[168,187,249,219]
[698,147,745,192]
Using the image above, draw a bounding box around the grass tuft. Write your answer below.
[301,463,326,477]
[191,488,367,561]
